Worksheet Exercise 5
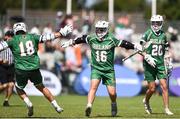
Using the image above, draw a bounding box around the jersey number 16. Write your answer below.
[96,51,107,62]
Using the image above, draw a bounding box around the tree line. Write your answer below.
[0,0,180,20]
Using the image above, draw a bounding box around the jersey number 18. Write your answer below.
[19,41,35,56]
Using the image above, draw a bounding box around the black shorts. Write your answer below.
[0,64,15,84]
[15,68,43,89]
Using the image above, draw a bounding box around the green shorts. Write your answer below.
[15,68,43,89]
[144,62,167,82]
[91,68,115,86]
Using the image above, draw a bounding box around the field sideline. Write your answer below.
[0,94,179,118]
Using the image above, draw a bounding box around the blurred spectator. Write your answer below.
[123,53,144,73]
[30,24,41,35]
[3,23,11,34]
[81,44,90,69]
[0,29,3,39]
[55,11,64,31]
[43,22,53,34]
[81,9,94,35]
[170,42,180,63]
[38,41,56,72]
[62,44,82,93]
[115,15,134,41]
[39,23,55,71]
[166,26,178,42]
[81,16,92,35]
[166,26,180,63]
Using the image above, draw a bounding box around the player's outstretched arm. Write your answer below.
[61,35,88,48]
[39,24,73,42]
[120,40,142,51]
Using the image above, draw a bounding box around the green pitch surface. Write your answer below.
[0,94,179,118]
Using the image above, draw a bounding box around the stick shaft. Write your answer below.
[122,51,139,61]
[122,41,152,62]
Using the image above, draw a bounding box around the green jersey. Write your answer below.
[7,34,40,70]
[141,28,168,66]
[86,33,122,71]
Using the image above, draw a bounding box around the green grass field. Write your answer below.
[0,94,179,118]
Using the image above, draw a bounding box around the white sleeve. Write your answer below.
[85,35,90,44]
[39,33,55,43]
[0,41,8,51]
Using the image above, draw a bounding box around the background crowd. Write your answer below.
[0,10,179,94]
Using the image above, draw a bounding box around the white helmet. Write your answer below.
[150,15,163,33]
[95,20,109,39]
[13,22,27,34]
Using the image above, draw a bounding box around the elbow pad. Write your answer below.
[120,40,134,49]
[74,35,87,44]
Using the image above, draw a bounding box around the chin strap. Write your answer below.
[152,28,161,36]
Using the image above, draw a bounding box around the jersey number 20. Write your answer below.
[152,45,163,56]
[19,41,35,56]
[96,51,107,62]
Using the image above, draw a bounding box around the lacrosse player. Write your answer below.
[0,22,72,117]
[140,15,173,115]
[61,20,142,117]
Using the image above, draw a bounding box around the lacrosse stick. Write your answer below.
[164,54,173,92]
[122,41,152,62]
[164,54,173,108]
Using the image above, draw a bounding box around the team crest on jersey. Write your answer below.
[150,38,165,44]
[92,43,112,50]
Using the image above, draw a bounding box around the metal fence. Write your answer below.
[0,9,180,34]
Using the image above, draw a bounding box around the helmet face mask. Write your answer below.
[13,22,27,35]
[95,21,109,40]
[96,27,108,39]
[150,15,163,33]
